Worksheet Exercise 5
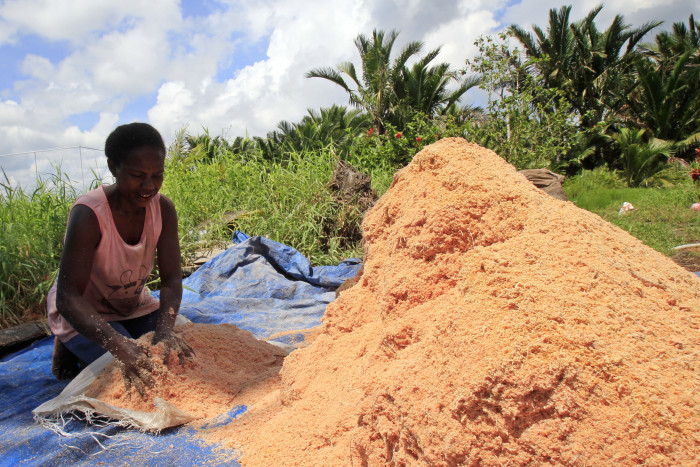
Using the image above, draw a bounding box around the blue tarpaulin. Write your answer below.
[0,233,361,466]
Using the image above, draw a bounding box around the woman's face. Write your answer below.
[110,145,165,209]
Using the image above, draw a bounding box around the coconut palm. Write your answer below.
[619,16,700,155]
[622,51,700,142]
[185,129,235,161]
[229,136,257,158]
[307,30,421,134]
[392,54,481,128]
[643,14,699,64]
[509,6,577,91]
[510,5,660,128]
[307,29,469,134]
[256,105,370,160]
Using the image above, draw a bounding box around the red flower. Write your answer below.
[691,168,700,182]
[396,132,401,138]
[367,128,373,136]
[416,137,422,142]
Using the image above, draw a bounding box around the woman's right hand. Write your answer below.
[112,338,156,398]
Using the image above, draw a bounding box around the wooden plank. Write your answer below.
[0,320,50,348]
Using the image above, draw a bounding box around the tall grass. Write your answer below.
[0,173,77,327]
[163,148,380,266]
[0,147,389,328]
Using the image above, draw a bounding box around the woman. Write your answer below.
[48,122,192,397]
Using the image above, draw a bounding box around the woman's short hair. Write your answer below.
[104,123,166,166]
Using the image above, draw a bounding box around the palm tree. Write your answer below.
[622,51,700,142]
[392,54,480,128]
[510,5,660,128]
[307,29,468,134]
[619,16,700,154]
[185,129,235,161]
[229,136,257,158]
[307,30,420,134]
[255,105,371,160]
[643,14,699,64]
[509,6,576,91]
[612,127,674,187]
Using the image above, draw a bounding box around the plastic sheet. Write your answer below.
[169,232,362,345]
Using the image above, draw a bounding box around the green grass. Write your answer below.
[564,167,700,255]
[0,148,395,328]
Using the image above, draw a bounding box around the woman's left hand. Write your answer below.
[153,329,195,365]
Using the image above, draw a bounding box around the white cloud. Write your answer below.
[0,100,24,126]
[86,28,170,95]
[19,54,54,80]
[150,0,371,140]
[148,81,195,133]
[423,8,499,71]
[0,0,180,44]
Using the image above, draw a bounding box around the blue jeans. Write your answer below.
[63,311,160,365]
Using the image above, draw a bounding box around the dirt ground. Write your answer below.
[672,250,700,274]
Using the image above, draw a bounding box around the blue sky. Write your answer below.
[0,0,696,187]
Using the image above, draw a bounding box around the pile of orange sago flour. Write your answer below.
[86,323,286,420]
[200,138,700,466]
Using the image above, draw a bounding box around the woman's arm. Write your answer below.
[55,205,155,395]
[153,194,183,336]
[152,195,193,362]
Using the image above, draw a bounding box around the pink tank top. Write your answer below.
[47,186,162,342]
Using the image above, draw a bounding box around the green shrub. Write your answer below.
[347,114,465,170]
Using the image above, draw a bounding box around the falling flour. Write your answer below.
[197,138,699,466]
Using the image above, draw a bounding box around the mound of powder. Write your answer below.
[202,138,700,466]
[86,323,286,420]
